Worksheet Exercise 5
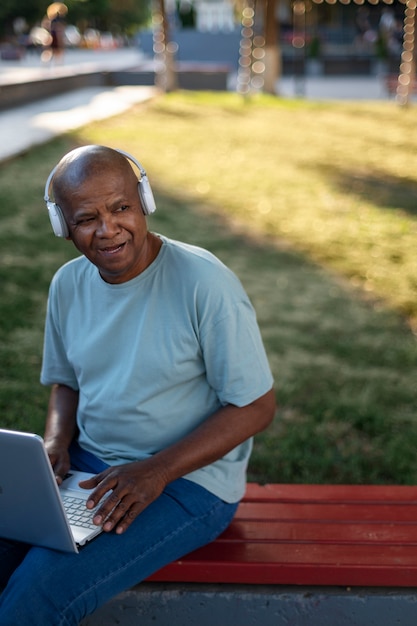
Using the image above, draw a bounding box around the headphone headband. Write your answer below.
[44,147,156,237]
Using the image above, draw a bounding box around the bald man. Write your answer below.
[0,145,275,625]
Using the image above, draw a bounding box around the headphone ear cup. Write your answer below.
[138,176,157,216]
[46,201,69,238]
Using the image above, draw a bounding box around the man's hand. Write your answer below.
[79,389,276,536]
[43,383,79,485]
[45,441,71,485]
[79,459,167,535]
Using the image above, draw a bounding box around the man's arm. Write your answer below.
[80,387,276,535]
[43,383,79,484]
[148,387,276,485]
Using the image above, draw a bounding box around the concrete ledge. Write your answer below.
[112,62,231,91]
[281,55,375,76]
[322,56,372,76]
[80,582,417,626]
[177,62,230,91]
[0,71,110,111]
[0,60,230,111]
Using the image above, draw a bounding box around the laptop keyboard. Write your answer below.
[62,495,98,530]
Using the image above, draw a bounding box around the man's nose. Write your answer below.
[96,213,120,236]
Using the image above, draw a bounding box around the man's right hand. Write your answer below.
[44,441,71,485]
[43,383,79,484]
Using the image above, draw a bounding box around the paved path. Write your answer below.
[0,49,159,162]
[0,84,158,162]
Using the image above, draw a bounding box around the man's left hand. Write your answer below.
[79,460,167,535]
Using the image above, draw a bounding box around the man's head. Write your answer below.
[49,145,160,284]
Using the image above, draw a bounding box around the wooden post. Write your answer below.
[263,0,281,94]
[153,0,178,92]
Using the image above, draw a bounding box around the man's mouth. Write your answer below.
[100,243,125,255]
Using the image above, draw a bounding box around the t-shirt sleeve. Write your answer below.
[199,282,274,407]
[40,278,79,390]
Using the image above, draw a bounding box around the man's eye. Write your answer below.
[117,205,129,212]
[76,216,95,225]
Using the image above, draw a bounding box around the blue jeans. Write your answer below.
[0,443,238,625]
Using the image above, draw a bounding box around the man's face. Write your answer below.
[61,166,150,284]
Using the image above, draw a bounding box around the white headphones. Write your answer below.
[44,148,157,238]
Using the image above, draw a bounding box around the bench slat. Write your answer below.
[239,501,417,523]
[221,519,417,543]
[148,558,417,587]
[147,484,417,587]
[244,483,417,502]
[183,540,417,566]
[236,501,417,522]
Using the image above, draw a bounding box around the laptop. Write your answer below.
[0,428,105,553]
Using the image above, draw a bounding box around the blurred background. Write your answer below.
[0,0,409,84]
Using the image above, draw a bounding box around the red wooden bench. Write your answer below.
[149,482,417,587]
[82,483,417,626]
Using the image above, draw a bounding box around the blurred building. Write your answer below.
[179,0,405,74]
[138,0,407,79]
[281,0,405,75]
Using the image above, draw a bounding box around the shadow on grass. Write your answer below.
[149,187,417,485]
[327,166,417,217]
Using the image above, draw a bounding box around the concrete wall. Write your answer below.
[0,72,108,111]
[81,582,417,626]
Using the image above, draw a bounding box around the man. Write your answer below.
[0,145,275,624]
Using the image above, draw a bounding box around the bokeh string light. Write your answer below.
[397,0,416,105]
[237,5,256,95]
[237,3,267,95]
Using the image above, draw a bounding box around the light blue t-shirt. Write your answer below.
[41,236,273,502]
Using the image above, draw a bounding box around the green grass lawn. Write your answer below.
[0,92,416,485]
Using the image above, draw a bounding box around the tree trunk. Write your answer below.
[155,0,178,92]
[263,0,281,94]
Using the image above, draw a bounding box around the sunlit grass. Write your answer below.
[80,92,417,328]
